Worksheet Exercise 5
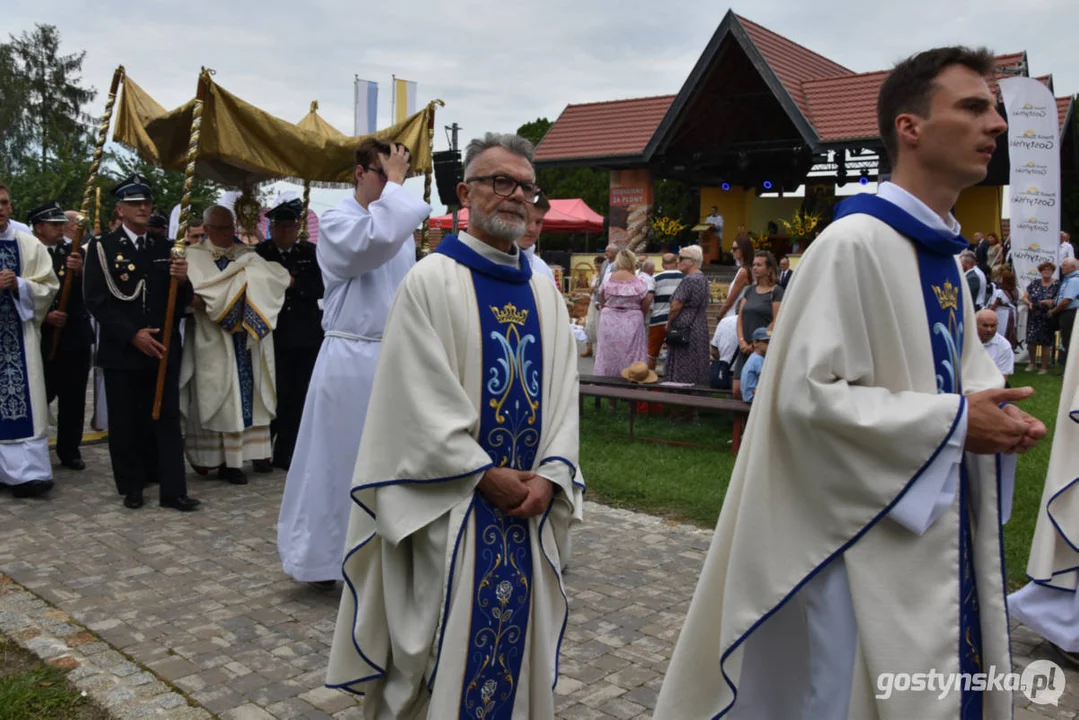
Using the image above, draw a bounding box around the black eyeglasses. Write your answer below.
[364,166,387,179]
[465,175,542,204]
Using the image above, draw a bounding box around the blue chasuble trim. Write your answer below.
[456,266,542,719]
[835,193,982,718]
[214,255,254,428]
[0,240,33,441]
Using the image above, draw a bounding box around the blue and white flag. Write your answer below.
[353,77,378,136]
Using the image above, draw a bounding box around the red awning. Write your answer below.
[429,198,604,233]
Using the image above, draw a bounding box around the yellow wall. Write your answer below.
[750,197,803,235]
[700,187,753,260]
[954,185,1003,238]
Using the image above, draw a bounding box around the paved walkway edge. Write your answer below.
[0,573,212,720]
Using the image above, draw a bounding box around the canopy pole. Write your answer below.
[153,67,212,420]
[50,65,124,361]
[93,187,102,236]
[299,179,311,242]
[420,100,445,255]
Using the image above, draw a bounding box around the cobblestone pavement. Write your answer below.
[1,445,1078,718]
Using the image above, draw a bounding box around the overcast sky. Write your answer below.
[9,0,1075,215]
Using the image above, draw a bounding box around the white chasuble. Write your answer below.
[325,232,583,719]
[180,240,289,465]
[655,187,1017,720]
[0,226,59,484]
[1009,328,1079,650]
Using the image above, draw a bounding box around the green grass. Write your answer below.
[578,367,1065,589]
[0,638,108,720]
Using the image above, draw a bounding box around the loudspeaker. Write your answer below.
[433,150,463,208]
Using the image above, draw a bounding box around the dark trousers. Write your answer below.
[1061,308,1076,367]
[103,354,187,501]
[271,345,320,468]
[43,347,92,463]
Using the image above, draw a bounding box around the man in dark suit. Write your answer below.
[778,256,793,289]
[29,202,93,470]
[255,197,324,470]
[83,174,199,512]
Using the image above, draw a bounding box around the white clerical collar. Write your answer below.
[459,231,521,269]
[521,244,537,259]
[0,224,13,241]
[877,182,962,236]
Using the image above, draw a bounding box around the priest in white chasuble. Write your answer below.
[655,48,1046,720]
[181,205,290,484]
[1009,321,1079,662]
[0,183,60,498]
[326,133,583,719]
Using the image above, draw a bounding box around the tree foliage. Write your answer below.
[517,118,610,217]
[97,151,222,227]
[0,24,96,220]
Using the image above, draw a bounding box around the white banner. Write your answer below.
[1000,77,1061,286]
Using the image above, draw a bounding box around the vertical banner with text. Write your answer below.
[1000,77,1061,285]
[609,169,653,252]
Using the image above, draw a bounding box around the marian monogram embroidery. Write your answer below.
[486,302,541,469]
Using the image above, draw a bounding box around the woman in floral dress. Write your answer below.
[594,249,651,376]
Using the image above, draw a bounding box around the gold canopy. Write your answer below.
[113,73,441,188]
[295,100,348,141]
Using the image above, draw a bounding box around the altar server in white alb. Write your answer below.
[181,205,290,485]
[325,133,582,718]
[655,47,1047,719]
[0,182,60,498]
[1009,320,1079,663]
[277,138,430,590]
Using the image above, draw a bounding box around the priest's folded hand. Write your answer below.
[964,387,1038,455]
[477,466,531,513]
[506,475,555,519]
[0,269,15,291]
[1001,401,1047,454]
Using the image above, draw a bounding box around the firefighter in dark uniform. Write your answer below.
[255,198,324,470]
[83,174,200,512]
[29,201,93,470]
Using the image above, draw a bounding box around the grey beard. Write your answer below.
[471,207,525,244]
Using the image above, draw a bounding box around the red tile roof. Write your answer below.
[534,15,1071,163]
[803,71,889,143]
[1058,96,1074,131]
[533,95,675,163]
[735,14,851,120]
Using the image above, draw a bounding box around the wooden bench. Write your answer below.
[578,382,750,454]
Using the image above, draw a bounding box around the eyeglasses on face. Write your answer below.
[465,175,542,204]
[364,166,387,179]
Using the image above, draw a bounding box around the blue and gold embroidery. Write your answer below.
[0,240,32,441]
[213,255,254,427]
[458,271,544,719]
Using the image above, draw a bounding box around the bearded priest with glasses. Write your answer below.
[325,133,582,718]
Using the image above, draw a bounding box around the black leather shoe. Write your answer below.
[59,458,86,471]
[308,580,337,591]
[160,495,200,512]
[251,459,273,474]
[123,493,144,509]
[271,457,290,471]
[12,480,53,498]
[217,466,248,485]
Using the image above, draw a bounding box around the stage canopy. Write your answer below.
[430,198,604,233]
